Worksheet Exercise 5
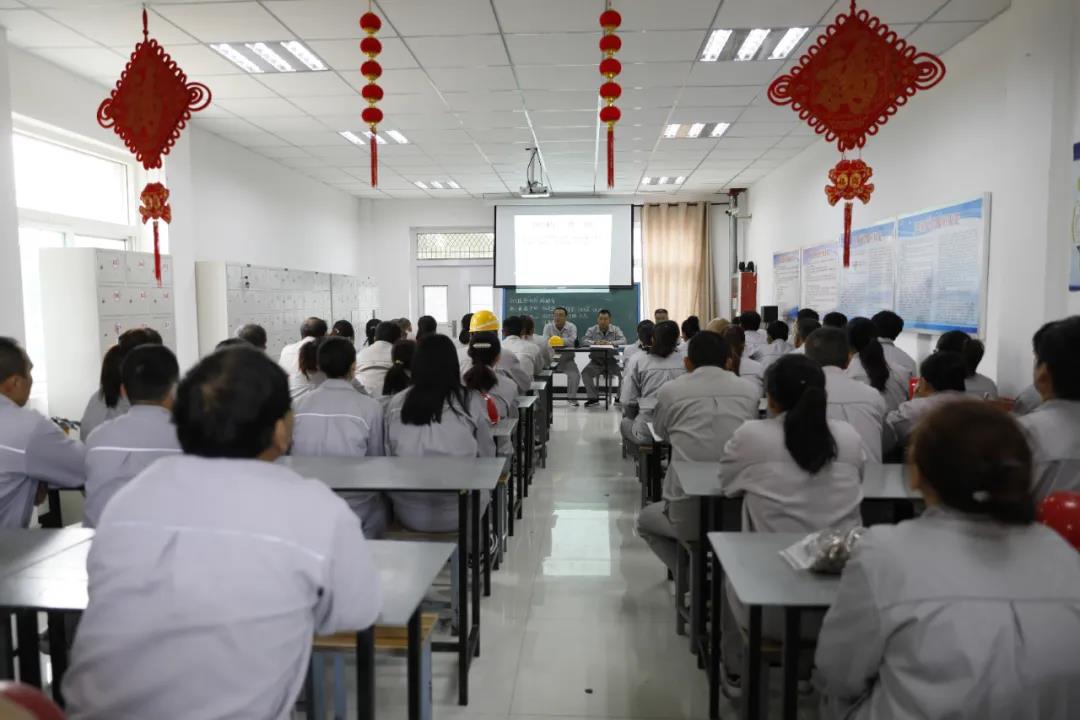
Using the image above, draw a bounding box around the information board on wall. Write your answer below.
[1071,142,1080,292]
[839,221,896,320]
[772,250,801,321]
[895,196,989,334]
[801,242,841,314]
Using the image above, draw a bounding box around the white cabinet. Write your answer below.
[40,248,176,420]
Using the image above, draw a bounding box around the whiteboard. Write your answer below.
[839,221,897,320]
[801,241,841,314]
[895,195,990,335]
[772,249,801,321]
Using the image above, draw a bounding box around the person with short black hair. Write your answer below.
[739,311,766,357]
[237,323,268,350]
[681,316,701,343]
[751,320,793,368]
[871,310,916,379]
[457,313,473,348]
[396,317,413,339]
[356,320,402,395]
[823,311,848,329]
[805,327,887,462]
[216,337,248,351]
[883,350,968,454]
[330,320,356,343]
[415,316,437,340]
[501,315,542,378]
[278,317,328,398]
[1018,315,1080,500]
[637,331,758,572]
[620,321,684,444]
[83,345,181,528]
[293,337,387,538]
[1014,321,1059,416]
[0,338,85,528]
[936,330,999,399]
[797,308,820,322]
[543,306,581,405]
[80,327,162,441]
[521,315,553,369]
[654,308,669,323]
[64,347,382,718]
[817,400,1080,720]
[790,317,821,356]
[292,337,325,400]
[381,339,416,401]
[385,335,496,531]
[582,309,627,407]
[723,326,764,396]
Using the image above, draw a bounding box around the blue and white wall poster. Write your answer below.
[772,249,801,321]
[839,221,897,320]
[801,242,841,314]
[1071,142,1080,292]
[896,196,989,334]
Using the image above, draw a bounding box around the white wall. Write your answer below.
[0,32,22,342]
[745,0,1077,394]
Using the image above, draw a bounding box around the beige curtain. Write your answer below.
[642,202,714,324]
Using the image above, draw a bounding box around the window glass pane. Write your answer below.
[423,286,449,323]
[19,226,65,410]
[417,232,494,260]
[72,235,127,250]
[469,285,493,314]
[13,133,129,225]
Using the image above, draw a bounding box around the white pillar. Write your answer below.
[0,29,24,342]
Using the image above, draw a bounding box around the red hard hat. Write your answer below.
[1037,492,1080,551]
[0,682,65,720]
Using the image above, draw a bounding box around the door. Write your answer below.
[416,263,495,339]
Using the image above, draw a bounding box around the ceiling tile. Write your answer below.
[380,0,499,36]
[256,71,356,97]
[378,91,448,113]
[153,2,292,43]
[619,30,706,63]
[618,0,721,31]
[217,128,289,147]
[715,0,835,29]
[725,121,796,137]
[467,126,534,143]
[201,73,279,99]
[504,33,596,65]
[522,89,596,110]
[405,34,508,67]
[905,21,985,55]
[493,0,595,33]
[427,66,518,91]
[667,107,742,124]
[390,112,464,130]
[135,43,241,76]
[402,129,475,145]
[621,86,679,107]
[854,0,950,24]
[935,0,1009,22]
[291,95,364,115]
[774,135,818,149]
[454,110,528,128]
[347,67,433,94]
[30,47,128,77]
[677,86,760,107]
[307,37,416,71]
[262,0,396,40]
[215,96,308,117]
[516,64,595,91]
[622,61,693,88]
[737,102,801,122]
[0,9,98,47]
[444,91,524,111]
[529,109,597,127]
[715,136,779,150]
[686,59,784,86]
[259,145,313,158]
[38,7,194,46]
[250,116,332,134]
[534,125,597,142]
[281,155,337,167]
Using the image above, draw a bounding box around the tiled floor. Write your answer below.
[338,404,815,720]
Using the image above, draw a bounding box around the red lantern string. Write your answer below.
[359,7,382,187]
[598,4,621,189]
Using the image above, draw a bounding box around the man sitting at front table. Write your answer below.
[543,307,580,406]
[582,309,626,408]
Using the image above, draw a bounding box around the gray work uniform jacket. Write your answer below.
[883,391,967,454]
[847,355,909,413]
[824,366,886,463]
[1019,399,1080,501]
[79,391,129,442]
[620,352,686,441]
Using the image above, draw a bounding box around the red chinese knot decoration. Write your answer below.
[767,0,945,265]
[360,7,383,188]
[98,10,211,283]
[598,5,622,189]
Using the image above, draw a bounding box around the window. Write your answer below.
[469,285,494,315]
[417,231,494,260]
[422,285,449,323]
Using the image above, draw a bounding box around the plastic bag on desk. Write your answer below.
[780,527,866,574]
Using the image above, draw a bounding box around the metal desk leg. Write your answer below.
[515,422,524,521]
[355,627,376,720]
[471,490,482,658]
[743,605,763,720]
[782,609,801,720]
[15,610,40,687]
[407,609,422,720]
[482,502,492,597]
[47,612,69,706]
[0,612,11,680]
[507,424,517,538]
[457,491,469,706]
[525,407,535,490]
[693,498,710,662]
[709,543,723,720]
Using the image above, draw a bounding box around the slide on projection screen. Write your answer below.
[494,205,633,288]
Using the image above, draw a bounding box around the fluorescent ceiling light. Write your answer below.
[675,176,686,184]
[663,123,680,138]
[366,131,388,145]
[414,181,428,189]
[769,27,809,60]
[447,180,461,189]
[659,176,669,184]
[280,40,326,71]
[735,28,770,61]
[245,42,295,72]
[210,44,263,74]
[700,29,733,62]
[687,123,706,138]
[710,122,731,138]
[385,130,409,144]
[641,177,652,185]
[339,130,365,146]
[430,181,444,189]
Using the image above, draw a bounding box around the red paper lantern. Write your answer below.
[599,9,622,30]
[599,81,622,101]
[598,4,622,189]
[98,10,210,284]
[599,34,622,53]
[599,105,621,124]
[599,57,622,79]
[359,6,383,187]
[768,0,945,266]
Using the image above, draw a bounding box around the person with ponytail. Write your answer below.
[619,320,686,446]
[363,318,380,347]
[718,353,864,693]
[621,319,655,372]
[385,334,496,532]
[80,327,162,441]
[722,325,763,395]
[847,317,907,412]
[380,339,416,403]
[463,332,518,456]
[817,400,1080,720]
[937,330,999,399]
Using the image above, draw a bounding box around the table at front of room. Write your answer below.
[670,461,921,720]
[553,345,622,409]
[709,532,841,720]
[281,455,504,706]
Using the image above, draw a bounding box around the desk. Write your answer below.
[529,380,549,463]
[536,369,554,427]
[341,540,455,720]
[0,528,94,695]
[553,346,622,408]
[281,455,503,706]
[516,396,538,499]
[640,422,667,507]
[492,418,520,556]
[862,464,920,525]
[709,533,841,720]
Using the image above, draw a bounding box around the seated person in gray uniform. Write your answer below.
[883,351,968,456]
[79,327,162,441]
[84,344,181,528]
[0,337,85,528]
[582,309,627,407]
[64,346,382,719]
[543,306,580,406]
[292,337,388,538]
[619,320,685,445]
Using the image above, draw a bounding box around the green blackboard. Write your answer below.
[503,286,642,343]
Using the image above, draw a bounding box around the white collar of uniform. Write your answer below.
[691,365,734,379]
[320,378,355,390]
[127,404,171,417]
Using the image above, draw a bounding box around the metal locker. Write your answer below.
[125,254,153,286]
[226,265,243,290]
[128,287,152,316]
[99,318,122,354]
[98,287,127,317]
[152,315,177,350]
[95,250,126,284]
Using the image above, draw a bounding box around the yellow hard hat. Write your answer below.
[469,310,499,333]
[548,335,565,348]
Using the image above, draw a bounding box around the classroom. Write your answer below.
[0,0,1079,718]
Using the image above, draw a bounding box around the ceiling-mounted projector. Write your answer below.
[519,146,550,198]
